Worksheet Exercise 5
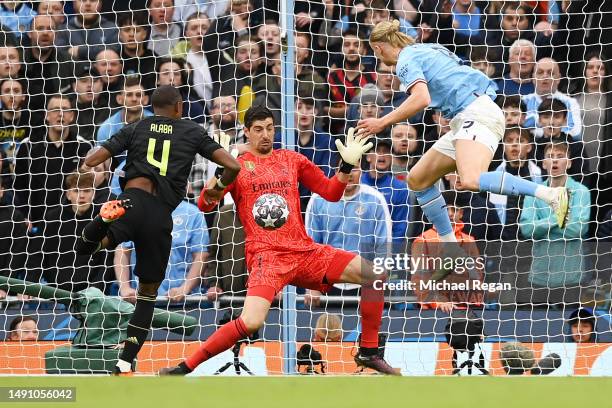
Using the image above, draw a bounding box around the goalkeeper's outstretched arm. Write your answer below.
[299,128,373,202]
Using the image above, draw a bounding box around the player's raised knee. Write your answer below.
[407,172,428,192]
[456,173,480,191]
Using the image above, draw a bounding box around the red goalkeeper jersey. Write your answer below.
[200,149,347,257]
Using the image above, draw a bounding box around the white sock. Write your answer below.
[534,185,556,205]
[115,359,132,373]
[439,232,458,243]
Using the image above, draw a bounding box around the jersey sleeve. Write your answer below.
[101,123,135,156]
[196,127,223,160]
[396,47,426,90]
[188,209,209,252]
[297,152,346,202]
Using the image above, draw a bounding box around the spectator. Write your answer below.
[81,158,115,205]
[96,77,153,145]
[452,0,483,43]
[0,0,36,39]
[13,94,91,228]
[23,14,74,113]
[6,316,38,341]
[534,98,586,181]
[469,46,497,79]
[520,142,590,291]
[274,96,338,211]
[0,79,32,154]
[423,110,451,152]
[375,61,409,117]
[294,0,325,35]
[256,20,281,70]
[361,138,409,244]
[573,52,611,179]
[444,172,501,244]
[208,95,244,143]
[94,48,124,109]
[295,32,328,104]
[566,308,597,343]
[115,199,209,303]
[305,165,391,303]
[72,63,111,142]
[204,204,248,302]
[35,171,109,293]
[523,58,582,139]
[0,177,28,284]
[411,190,484,313]
[0,45,21,79]
[117,12,157,94]
[202,0,252,82]
[55,0,119,60]
[253,58,282,126]
[185,12,213,103]
[0,23,17,47]
[499,95,527,128]
[148,0,182,57]
[306,166,391,258]
[189,95,243,198]
[37,1,66,30]
[390,123,421,180]
[486,2,551,75]
[327,29,376,135]
[496,39,536,96]
[490,128,543,241]
[346,85,385,134]
[217,34,265,116]
[313,313,343,342]
[315,0,346,65]
[0,150,11,192]
[156,58,205,123]
[174,0,229,22]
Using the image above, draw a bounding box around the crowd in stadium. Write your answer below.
[0,0,610,312]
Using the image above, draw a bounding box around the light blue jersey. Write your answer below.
[122,200,209,295]
[305,185,392,260]
[396,43,497,118]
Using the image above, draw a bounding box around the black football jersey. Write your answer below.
[101,116,222,209]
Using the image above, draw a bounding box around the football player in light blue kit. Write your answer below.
[357,20,569,249]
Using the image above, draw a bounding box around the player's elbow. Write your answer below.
[418,93,431,109]
[228,161,241,175]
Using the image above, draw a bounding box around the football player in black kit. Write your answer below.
[77,85,240,375]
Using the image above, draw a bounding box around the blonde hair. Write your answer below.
[314,313,343,342]
[369,20,415,48]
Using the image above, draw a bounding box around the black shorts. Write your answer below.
[108,188,173,283]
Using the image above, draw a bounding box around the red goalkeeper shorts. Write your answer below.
[245,244,357,302]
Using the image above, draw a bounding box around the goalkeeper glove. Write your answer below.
[213,131,239,178]
[335,127,373,174]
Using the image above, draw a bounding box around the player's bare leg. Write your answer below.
[336,256,401,376]
[160,295,271,375]
[455,140,569,228]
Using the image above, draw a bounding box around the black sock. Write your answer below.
[360,347,379,357]
[119,293,156,364]
[76,216,110,254]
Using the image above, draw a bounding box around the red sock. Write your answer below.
[185,318,249,370]
[360,299,383,348]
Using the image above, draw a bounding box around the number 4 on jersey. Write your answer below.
[147,138,171,176]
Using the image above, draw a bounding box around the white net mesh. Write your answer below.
[0,0,610,376]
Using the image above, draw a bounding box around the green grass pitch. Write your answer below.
[1,376,610,408]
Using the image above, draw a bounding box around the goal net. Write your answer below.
[0,0,610,376]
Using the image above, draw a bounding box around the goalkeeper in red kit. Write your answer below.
[160,105,400,375]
